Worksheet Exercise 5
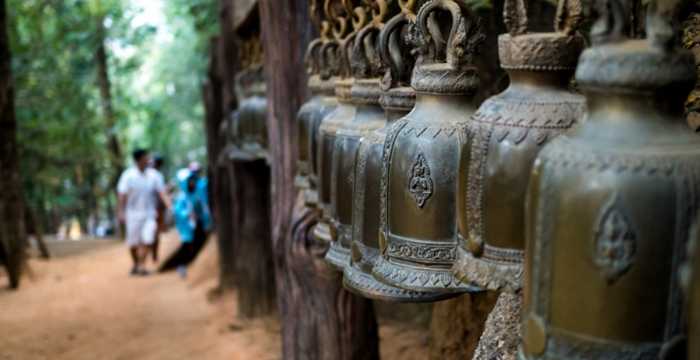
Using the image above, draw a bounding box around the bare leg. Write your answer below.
[130,247,138,268]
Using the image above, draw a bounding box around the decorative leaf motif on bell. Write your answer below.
[313,0,365,244]
[407,153,432,208]
[371,0,484,294]
[520,0,700,358]
[452,0,586,295]
[593,192,637,285]
[325,0,393,270]
[342,0,454,302]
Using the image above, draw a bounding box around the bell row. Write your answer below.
[295,0,700,359]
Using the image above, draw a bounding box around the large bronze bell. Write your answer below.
[521,1,700,358]
[325,1,393,269]
[371,0,483,294]
[314,2,364,244]
[342,0,454,301]
[452,0,586,294]
[229,64,269,162]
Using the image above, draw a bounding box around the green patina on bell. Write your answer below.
[452,0,586,294]
[325,0,396,270]
[521,0,700,358]
[342,0,456,301]
[314,2,365,244]
[296,22,340,207]
[372,0,483,294]
[229,64,269,162]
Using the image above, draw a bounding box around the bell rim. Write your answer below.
[325,241,351,270]
[452,242,524,295]
[343,265,458,303]
[313,220,332,244]
[372,256,481,294]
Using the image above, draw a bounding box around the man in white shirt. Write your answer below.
[117,149,172,275]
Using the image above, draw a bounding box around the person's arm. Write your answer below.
[118,193,126,223]
[158,190,173,211]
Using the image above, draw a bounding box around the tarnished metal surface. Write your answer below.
[313,1,364,244]
[520,1,700,359]
[342,0,452,301]
[229,65,269,162]
[326,1,394,270]
[371,0,484,294]
[452,0,586,295]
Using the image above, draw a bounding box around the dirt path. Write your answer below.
[0,232,429,360]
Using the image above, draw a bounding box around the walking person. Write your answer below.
[173,168,211,277]
[117,149,172,276]
[150,154,167,261]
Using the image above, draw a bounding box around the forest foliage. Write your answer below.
[7,0,217,233]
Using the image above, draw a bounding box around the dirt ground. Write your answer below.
[0,231,429,360]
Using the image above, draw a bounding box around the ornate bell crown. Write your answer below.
[349,0,394,105]
[305,1,338,96]
[575,0,696,94]
[499,0,585,71]
[407,0,484,95]
[373,0,417,111]
[234,64,266,100]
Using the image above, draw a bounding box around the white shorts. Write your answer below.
[125,217,157,247]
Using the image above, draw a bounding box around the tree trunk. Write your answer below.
[428,291,499,360]
[0,0,28,288]
[472,293,523,360]
[202,36,237,290]
[231,159,276,318]
[258,0,379,358]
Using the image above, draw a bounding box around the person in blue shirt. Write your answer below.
[188,161,209,210]
[173,168,211,277]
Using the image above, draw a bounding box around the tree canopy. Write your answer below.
[8,0,217,233]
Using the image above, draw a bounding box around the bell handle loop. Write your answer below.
[417,0,478,68]
[554,0,583,36]
[319,40,340,79]
[584,0,630,46]
[351,7,369,32]
[646,0,682,51]
[321,20,332,41]
[311,0,322,30]
[398,0,418,13]
[368,0,389,23]
[324,0,338,26]
[332,17,348,40]
[378,12,412,86]
[341,0,355,17]
[303,38,325,75]
[503,0,529,37]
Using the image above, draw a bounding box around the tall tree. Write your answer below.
[0,0,28,288]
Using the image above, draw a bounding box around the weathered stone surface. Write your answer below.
[472,293,523,360]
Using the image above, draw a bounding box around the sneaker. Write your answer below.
[130,267,139,276]
[139,269,151,276]
[177,265,186,278]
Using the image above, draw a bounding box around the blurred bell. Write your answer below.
[452,0,586,294]
[521,1,700,358]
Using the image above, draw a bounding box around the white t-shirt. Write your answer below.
[117,167,165,221]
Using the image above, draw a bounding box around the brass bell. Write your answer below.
[372,0,483,294]
[314,3,363,244]
[325,1,391,269]
[342,0,455,301]
[521,1,700,358]
[452,0,586,294]
[296,34,340,204]
[230,65,268,162]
